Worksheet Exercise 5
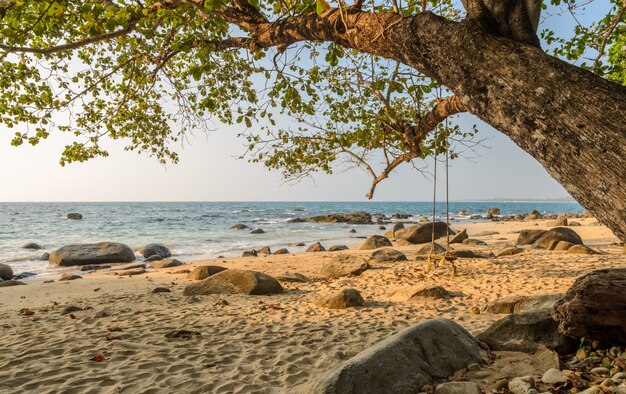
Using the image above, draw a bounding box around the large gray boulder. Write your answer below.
[477,309,577,353]
[183,269,283,296]
[49,242,135,266]
[532,227,583,250]
[394,222,454,244]
[139,243,171,258]
[319,255,370,278]
[309,318,484,394]
[0,263,13,280]
[360,235,392,250]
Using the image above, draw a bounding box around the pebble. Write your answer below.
[613,372,626,382]
[592,367,611,376]
[509,376,535,394]
[434,382,482,394]
[580,387,604,394]
[59,273,82,281]
[601,378,616,387]
[541,368,567,384]
[152,287,171,294]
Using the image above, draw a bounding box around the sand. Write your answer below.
[1,218,624,393]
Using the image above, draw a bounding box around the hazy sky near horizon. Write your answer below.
[0,3,609,202]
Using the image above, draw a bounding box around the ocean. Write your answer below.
[0,201,583,277]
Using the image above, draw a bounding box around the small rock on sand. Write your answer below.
[275,272,309,283]
[496,247,524,257]
[316,288,365,309]
[328,245,349,251]
[150,258,184,269]
[60,273,82,281]
[114,268,146,276]
[319,255,370,278]
[435,382,482,394]
[0,263,13,280]
[0,280,26,287]
[139,243,171,259]
[360,235,392,250]
[152,287,172,294]
[370,248,407,263]
[22,243,43,250]
[183,269,283,296]
[306,242,325,252]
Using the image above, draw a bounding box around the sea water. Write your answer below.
[0,201,583,277]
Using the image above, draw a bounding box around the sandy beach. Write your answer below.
[1,217,624,393]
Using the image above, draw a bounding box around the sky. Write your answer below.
[0,2,609,202]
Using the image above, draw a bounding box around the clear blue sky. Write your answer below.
[0,2,608,202]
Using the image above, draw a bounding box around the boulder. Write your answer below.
[22,242,43,250]
[553,241,574,251]
[306,242,325,252]
[145,255,163,262]
[0,280,26,287]
[328,245,349,252]
[13,272,36,280]
[392,213,411,219]
[448,249,484,258]
[183,269,283,296]
[289,211,372,224]
[462,238,486,246]
[274,248,290,255]
[229,223,250,230]
[416,242,446,255]
[360,235,393,250]
[242,249,257,257]
[486,208,501,216]
[532,227,583,250]
[115,268,146,276]
[316,289,365,309]
[387,285,452,302]
[66,213,82,220]
[568,221,581,226]
[0,263,13,280]
[369,249,407,263]
[496,247,524,257]
[139,243,171,259]
[257,246,271,255]
[59,273,82,281]
[552,268,626,344]
[309,318,484,394]
[547,216,568,227]
[348,229,357,233]
[567,245,599,254]
[449,229,468,244]
[384,222,405,239]
[477,309,577,353]
[525,210,542,220]
[435,382,482,394]
[275,272,309,283]
[394,222,454,244]
[40,252,50,261]
[485,294,563,314]
[187,265,228,280]
[516,229,547,245]
[150,258,183,269]
[319,255,370,278]
[474,230,500,236]
[49,242,135,266]
[250,228,265,234]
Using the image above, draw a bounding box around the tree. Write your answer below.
[0,0,625,240]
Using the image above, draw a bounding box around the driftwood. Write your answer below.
[552,269,626,344]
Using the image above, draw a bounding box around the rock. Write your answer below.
[316,289,365,309]
[59,273,82,281]
[242,249,257,257]
[517,230,547,245]
[477,309,577,353]
[250,228,265,234]
[22,242,43,250]
[384,223,405,239]
[416,242,446,255]
[435,382,482,394]
[553,241,574,251]
[567,245,599,254]
[541,368,567,384]
[328,245,349,252]
[469,214,482,219]
[591,367,610,376]
[508,376,535,394]
[150,258,183,269]
[306,242,325,252]
[360,235,393,250]
[229,223,249,230]
[152,287,172,294]
[370,249,407,263]
[320,255,370,278]
[49,242,135,266]
[80,264,109,271]
[275,272,309,283]
[547,216,568,227]
[462,238,487,246]
[496,247,524,257]
[552,268,626,344]
[257,246,271,255]
[485,294,563,314]
[569,221,582,226]
[66,213,82,220]
[580,387,604,394]
[12,272,36,280]
[183,269,283,296]
[387,285,452,302]
[475,230,500,236]
[274,248,290,255]
[525,210,542,220]
[61,305,82,315]
[95,309,112,318]
[110,262,145,271]
[348,229,357,233]
[447,249,482,258]
[487,208,501,216]
[379,226,386,230]
[115,268,146,276]
[40,252,50,261]
[0,263,13,280]
[309,318,484,394]
[289,211,372,225]
[532,228,583,250]
[394,222,454,244]
[449,229,468,244]
[139,243,171,259]
[187,265,228,280]
[0,280,26,287]
[145,254,163,262]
